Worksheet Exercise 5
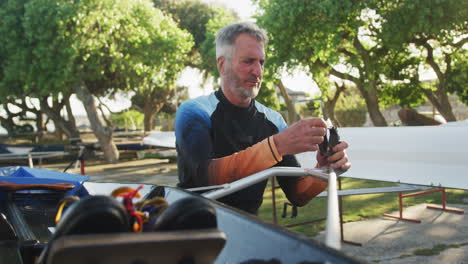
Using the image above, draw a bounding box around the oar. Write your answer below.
[324,168,341,250]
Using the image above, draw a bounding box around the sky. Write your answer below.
[200,0,256,20]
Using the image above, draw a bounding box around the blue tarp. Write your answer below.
[0,166,89,198]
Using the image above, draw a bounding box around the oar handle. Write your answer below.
[0,181,75,192]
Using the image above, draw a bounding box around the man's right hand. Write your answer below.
[272,118,327,156]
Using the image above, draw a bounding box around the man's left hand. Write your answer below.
[317,141,351,170]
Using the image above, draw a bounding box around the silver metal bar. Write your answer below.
[186,184,230,192]
[201,166,342,250]
[28,153,33,168]
[316,183,429,197]
[202,167,329,200]
[0,151,68,160]
[325,168,341,249]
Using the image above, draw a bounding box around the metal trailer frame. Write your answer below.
[270,177,464,246]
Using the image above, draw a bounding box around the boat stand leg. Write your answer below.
[338,179,362,246]
[384,192,421,223]
[426,188,464,214]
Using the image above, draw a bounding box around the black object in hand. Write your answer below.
[319,127,340,157]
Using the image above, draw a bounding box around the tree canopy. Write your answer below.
[0,0,194,161]
[257,0,467,125]
[257,0,390,126]
[378,0,467,121]
[154,0,238,78]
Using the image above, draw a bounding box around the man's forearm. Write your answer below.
[207,136,282,185]
[284,176,328,206]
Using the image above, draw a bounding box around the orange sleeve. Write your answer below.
[207,136,282,185]
[284,177,328,206]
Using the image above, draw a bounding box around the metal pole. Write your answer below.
[202,167,329,200]
[271,177,278,224]
[325,168,341,250]
[28,153,33,168]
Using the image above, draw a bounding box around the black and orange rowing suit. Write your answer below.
[175,89,327,214]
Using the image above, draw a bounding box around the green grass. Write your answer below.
[412,243,464,256]
[258,178,468,237]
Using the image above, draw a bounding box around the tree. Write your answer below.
[0,0,82,140]
[110,110,144,131]
[154,0,238,78]
[0,103,23,137]
[257,0,392,126]
[9,0,192,162]
[378,0,467,121]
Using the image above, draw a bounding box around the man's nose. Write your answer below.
[251,61,263,78]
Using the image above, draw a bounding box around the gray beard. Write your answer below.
[225,67,260,101]
[234,84,259,100]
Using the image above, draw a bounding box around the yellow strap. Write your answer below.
[55,201,67,224]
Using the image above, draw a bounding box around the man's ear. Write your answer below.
[217,56,226,75]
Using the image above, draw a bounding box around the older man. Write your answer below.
[175,22,350,214]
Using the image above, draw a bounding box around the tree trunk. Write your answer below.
[352,39,388,127]
[39,98,80,139]
[142,87,173,131]
[329,68,387,127]
[422,89,456,122]
[436,93,456,122]
[74,85,119,163]
[35,112,45,134]
[275,79,297,124]
[52,120,64,140]
[34,112,45,143]
[358,83,388,127]
[417,39,457,122]
[143,98,165,132]
[64,94,79,131]
[323,82,346,126]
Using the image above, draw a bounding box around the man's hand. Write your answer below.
[273,118,327,156]
[317,141,351,170]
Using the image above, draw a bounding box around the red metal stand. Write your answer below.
[80,158,85,175]
[426,188,464,214]
[383,188,464,223]
[338,179,362,246]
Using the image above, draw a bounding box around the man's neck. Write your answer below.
[220,86,251,108]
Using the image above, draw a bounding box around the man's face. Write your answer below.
[221,34,265,104]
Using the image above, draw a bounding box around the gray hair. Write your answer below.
[215,22,268,60]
